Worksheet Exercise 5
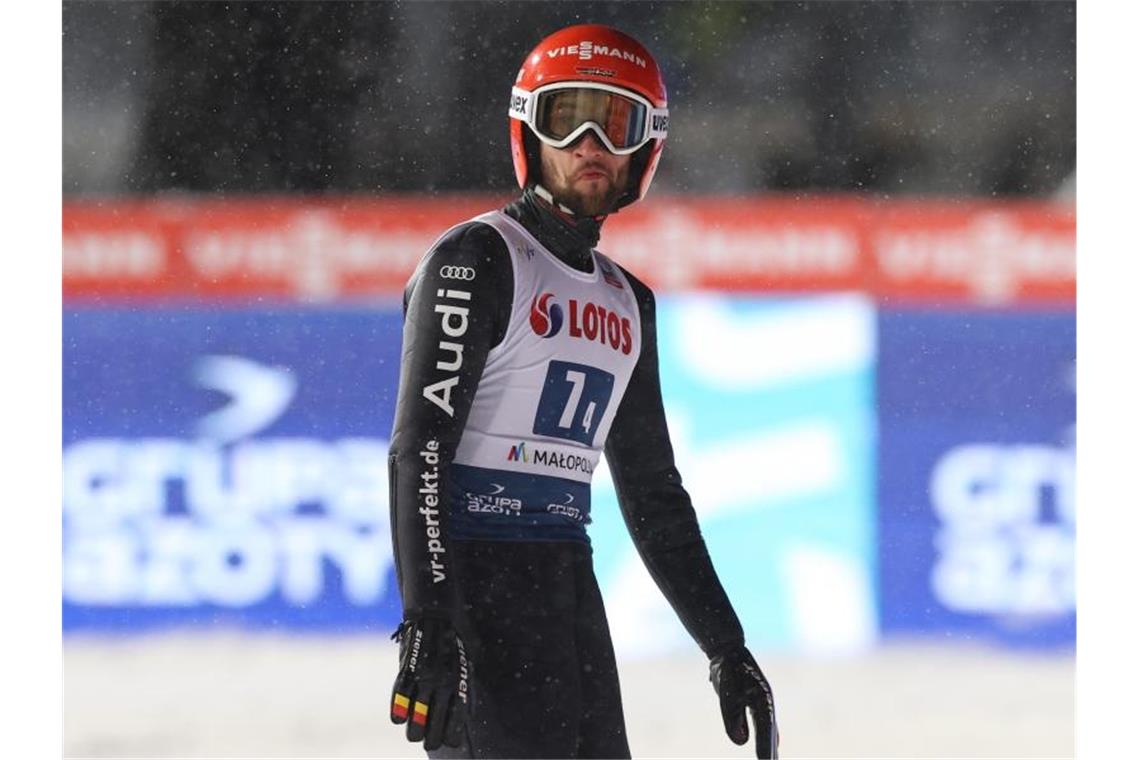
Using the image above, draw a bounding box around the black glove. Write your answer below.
[390,617,470,751]
[710,646,779,759]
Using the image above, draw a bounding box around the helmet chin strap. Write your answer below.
[532,184,578,216]
[524,184,605,252]
[533,183,615,224]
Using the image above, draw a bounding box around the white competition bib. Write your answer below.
[447,211,642,541]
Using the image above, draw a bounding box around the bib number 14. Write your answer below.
[533,361,615,447]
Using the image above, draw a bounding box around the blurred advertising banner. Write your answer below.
[63,297,879,657]
[594,294,879,657]
[63,308,404,631]
[64,196,1073,307]
[61,195,1075,651]
[877,310,1075,647]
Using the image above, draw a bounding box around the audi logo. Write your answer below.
[439,266,477,281]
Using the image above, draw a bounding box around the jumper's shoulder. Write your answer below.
[404,218,515,312]
[427,219,513,272]
[409,219,514,292]
[613,261,656,315]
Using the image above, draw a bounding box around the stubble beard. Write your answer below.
[564,173,626,216]
[542,157,629,217]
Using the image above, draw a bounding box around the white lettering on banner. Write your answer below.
[64,438,389,524]
[193,525,279,606]
[65,205,1075,303]
[184,212,432,299]
[64,518,391,607]
[601,211,859,290]
[139,520,198,605]
[64,529,140,605]
[275,520,392,605]
[874,213,1075,304]
[63,232,165,278]
[62,437,394,608]
[929,443,1075,615]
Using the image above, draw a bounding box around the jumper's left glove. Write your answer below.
[710,646,778,759]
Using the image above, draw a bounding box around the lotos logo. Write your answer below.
[567,299,634,354]
[530,293,564,338]
[530,293,633,353]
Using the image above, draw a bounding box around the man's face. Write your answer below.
[539,131,631,217]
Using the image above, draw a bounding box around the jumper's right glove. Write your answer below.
[390,617,470,751]
[710,645,779,759]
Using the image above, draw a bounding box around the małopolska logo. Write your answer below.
[530,293,564,338]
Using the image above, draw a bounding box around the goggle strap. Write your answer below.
[509,87,535,122]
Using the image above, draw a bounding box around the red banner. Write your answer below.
[63,195,1074,306]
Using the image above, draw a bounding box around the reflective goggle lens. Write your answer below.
[534,88,649,151]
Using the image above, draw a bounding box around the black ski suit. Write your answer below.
[388,189,745,758]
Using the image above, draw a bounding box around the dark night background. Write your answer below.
[64,1,1075,198]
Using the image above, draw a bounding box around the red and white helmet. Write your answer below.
[509,24,669,210]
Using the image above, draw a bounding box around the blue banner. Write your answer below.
[63,308,404,632]
[877,309,1076,647]
[66,302,1071,651]
[63,298,880,657]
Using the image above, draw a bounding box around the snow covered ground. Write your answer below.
[64,633,1073,758]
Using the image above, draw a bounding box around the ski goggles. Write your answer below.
[509,83,668,155]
